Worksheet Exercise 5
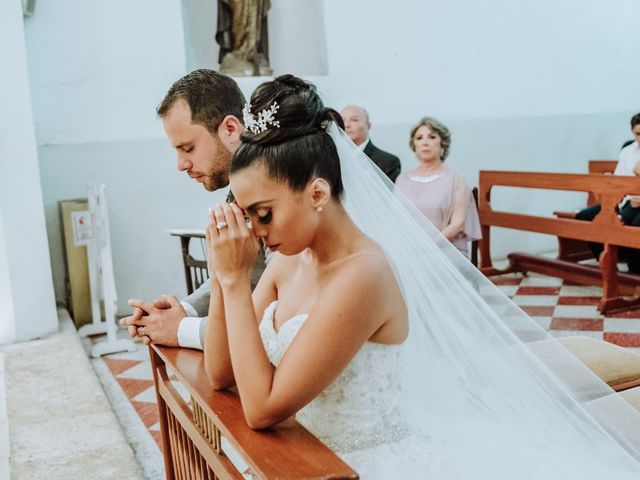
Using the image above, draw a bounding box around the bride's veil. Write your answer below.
[329,124,640,477]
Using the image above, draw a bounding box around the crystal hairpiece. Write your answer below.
[242,102,280,135]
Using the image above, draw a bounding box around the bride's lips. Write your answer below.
[267,244,280,251]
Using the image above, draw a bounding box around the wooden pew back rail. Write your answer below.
[478,166,640,313]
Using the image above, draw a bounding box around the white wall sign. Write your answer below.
[71,210,92,246]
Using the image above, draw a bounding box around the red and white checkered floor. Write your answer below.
[93,272,640,476]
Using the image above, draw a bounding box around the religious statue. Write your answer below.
[216,0,273,77]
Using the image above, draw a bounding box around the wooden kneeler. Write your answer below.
[149,344,359,480]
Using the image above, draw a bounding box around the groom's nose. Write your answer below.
[177,153,192,172]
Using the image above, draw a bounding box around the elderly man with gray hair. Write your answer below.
[341,105,401,182]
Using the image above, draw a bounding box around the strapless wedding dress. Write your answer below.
[258,301,456,479]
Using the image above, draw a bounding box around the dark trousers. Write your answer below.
[575,203,640,273]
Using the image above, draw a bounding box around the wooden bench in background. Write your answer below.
[169,230,209,295]
[478,169,640,313]
[149,344,358,480]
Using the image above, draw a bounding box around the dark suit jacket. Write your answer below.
[363,141,401,183]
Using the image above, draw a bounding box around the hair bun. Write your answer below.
[241,75,341,146]
[273,74,310,92]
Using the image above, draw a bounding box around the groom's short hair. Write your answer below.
[157,69,246,135]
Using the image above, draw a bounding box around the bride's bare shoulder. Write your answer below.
[339,240,396,284]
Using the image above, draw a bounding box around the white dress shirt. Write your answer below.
[614,141,640,176]
[614,141,640,208]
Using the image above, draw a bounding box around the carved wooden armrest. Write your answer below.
[149,344,358,480]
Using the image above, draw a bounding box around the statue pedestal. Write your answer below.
[220,52,273,77]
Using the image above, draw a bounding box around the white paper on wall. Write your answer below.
[71,210,93,246]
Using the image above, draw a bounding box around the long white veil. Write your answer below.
[330,124,640,478]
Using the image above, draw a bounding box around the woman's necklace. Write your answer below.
[411,162,445,180]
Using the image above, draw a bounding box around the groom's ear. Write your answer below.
[217,115,243,151]
[309,178,331,210]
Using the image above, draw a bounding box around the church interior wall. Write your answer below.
[1,0,57,344]
[23,0,640,314]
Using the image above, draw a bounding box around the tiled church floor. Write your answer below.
[91,272,640,476]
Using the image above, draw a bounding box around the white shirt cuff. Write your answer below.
[181,301,198,317]
[177,316,203,350]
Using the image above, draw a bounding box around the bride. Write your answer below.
[205,75,640,478]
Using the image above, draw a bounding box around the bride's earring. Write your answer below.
[316,206,323,213]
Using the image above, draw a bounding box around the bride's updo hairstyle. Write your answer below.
[231,75,345,200]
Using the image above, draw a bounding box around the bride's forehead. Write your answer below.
[230,165,292,204]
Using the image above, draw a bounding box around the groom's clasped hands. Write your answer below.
[206,202,261,286]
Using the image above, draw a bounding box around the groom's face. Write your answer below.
[162,99,233,192]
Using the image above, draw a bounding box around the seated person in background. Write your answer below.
[575,112,640,273]
[395,117,481,257]
[340,105,401,182]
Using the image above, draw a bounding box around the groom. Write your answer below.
[121,69,265,349]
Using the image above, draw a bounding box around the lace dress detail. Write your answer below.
[259,301,407,452]
[258,301,452,478]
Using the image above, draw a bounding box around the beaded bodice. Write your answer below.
[259,301,406,453]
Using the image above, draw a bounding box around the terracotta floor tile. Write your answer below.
[131,400,160,428]
[550,317,603,331]
[520,306,555,317]
[556,296,601,306]
[516,286,561,295]
[103,357,142,377]
[116,378,155,399]
[604,332,640,348]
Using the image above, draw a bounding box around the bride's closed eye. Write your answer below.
[256,210,272,225]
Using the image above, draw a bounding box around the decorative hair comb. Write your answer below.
[242,102,280,134]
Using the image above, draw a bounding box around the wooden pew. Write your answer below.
[149,344,359,480]
[554,160,617,261]
[478,170,640,313]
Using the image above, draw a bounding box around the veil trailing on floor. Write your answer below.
[329,124,640,478]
